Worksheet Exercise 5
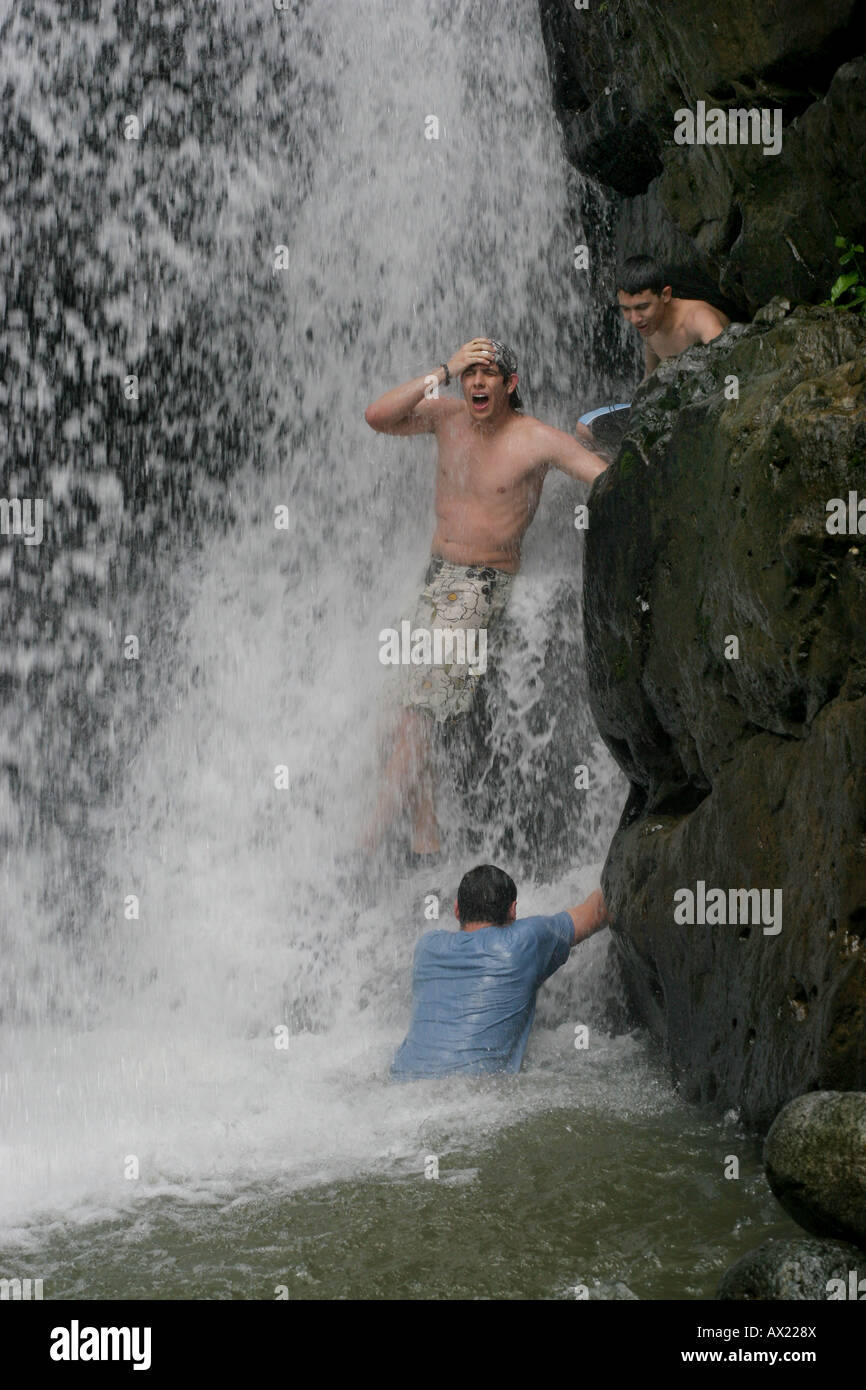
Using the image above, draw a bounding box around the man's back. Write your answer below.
[390,911,574,1080]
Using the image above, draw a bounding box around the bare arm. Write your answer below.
[643,341,661,378]
[566,888,610,947]
[364,368,455,436]
[541,423,611,485]
[364,338,495,436]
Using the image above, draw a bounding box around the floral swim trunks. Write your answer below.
[402,555,515,723]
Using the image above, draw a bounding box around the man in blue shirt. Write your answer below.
[391,864,610,1079]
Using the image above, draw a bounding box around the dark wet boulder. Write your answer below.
[764,1092,866,1246]
[717,1236,863,1300]
[539,0,866,314]
[584,306,866,1130]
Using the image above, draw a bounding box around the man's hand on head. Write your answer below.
[448,338,496,380]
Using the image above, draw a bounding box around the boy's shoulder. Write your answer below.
[677,296,730,330]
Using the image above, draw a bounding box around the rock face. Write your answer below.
[717,1236,862,1301]
[764,1092,866,1246]
[538,0,866,314]
[584,307,866,1129]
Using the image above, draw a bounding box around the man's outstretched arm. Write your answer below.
[566,887,610,947]
[364,338,494,436]
[540,423,611,485]
[643,341,661,378]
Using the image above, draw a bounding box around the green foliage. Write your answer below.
[822,236,866,312]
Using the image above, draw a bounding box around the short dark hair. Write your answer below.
[617,254,668,297]
[456,864,517,926]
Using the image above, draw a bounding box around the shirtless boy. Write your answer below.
[618,254,730,378]
[363,337,608,858]
[575,256,731,448]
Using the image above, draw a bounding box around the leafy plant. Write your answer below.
[823,235,866,312]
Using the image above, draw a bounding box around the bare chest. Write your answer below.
[437,422,538,498]
[650,307,695,358]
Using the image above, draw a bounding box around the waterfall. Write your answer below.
[0,0,636,1232]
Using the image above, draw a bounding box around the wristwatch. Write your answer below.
[441,362,451,385]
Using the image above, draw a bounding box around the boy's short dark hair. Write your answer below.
[456,864,517,926]
[616,254,668,297]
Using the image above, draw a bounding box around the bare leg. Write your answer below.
[361,707,440,854]
[407,736,440,854]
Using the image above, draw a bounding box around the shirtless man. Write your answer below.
[363,337,608,858]
[617,254,730,379]
[574,256,731,448]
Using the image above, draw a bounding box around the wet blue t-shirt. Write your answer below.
[390,912,574,1079]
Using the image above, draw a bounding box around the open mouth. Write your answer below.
[471,392,490,411]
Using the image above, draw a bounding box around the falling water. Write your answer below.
[0,0,799,1297]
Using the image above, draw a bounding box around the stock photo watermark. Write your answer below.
[379,622,488,676]
[673,881,783,935]
[0,497,43,545]
[673,101,782,156]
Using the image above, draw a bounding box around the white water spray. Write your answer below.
[0,0,641,1234]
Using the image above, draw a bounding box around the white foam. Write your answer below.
[0,0,642,1238]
